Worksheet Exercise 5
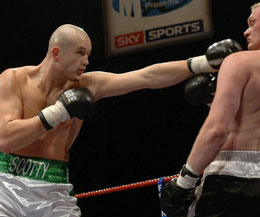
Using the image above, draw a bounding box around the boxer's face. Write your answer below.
[244,6,260,50]
[59,33,92,81]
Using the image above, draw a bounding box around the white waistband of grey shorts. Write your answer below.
[204,150,260,178]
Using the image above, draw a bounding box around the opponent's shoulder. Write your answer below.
[220,51,259,74]
[223,50,260,66]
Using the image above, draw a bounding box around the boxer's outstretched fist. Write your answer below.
[187,39,243,74]
[38,88,95,130]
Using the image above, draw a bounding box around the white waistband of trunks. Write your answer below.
[204,150,260,179]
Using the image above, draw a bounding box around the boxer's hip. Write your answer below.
[0,151,69,183]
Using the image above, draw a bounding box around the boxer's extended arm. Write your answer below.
[83,39,242,100]
[187,38,242,74]
[84,60,190,100]
[0,70,46,153]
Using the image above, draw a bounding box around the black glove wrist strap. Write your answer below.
[180,164,201,178]
[187,58,196,75]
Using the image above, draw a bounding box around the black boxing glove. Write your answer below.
[160,164,201,217]
[38,88,95,130]
[187,38,243,74]
[184,73,217,106]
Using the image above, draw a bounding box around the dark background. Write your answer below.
[0,0,258,216]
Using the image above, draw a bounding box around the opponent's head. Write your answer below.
[244,2,260,50]
[47,24,92,81]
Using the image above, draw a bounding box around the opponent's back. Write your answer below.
[219,50,260,151]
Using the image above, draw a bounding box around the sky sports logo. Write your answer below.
[115,31,144,48]
[112,0,192,17]
[115,20,203,48]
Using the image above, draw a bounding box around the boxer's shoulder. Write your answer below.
[1,66,36,82]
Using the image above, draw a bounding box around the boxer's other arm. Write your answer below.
[0,71,46,153]
[38,88,95,130]
[0,85,95,153]
[0,117,47,154]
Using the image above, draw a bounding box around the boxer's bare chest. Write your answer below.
[22,86,59,118]
[15,74,83,161]
[21,77,78,118]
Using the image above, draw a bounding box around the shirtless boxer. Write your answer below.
[160,2,260,217]
[0,24,241,216]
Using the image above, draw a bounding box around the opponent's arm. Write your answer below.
[83,39,242,100]
[186,52,249,174]
[160,52,249,217]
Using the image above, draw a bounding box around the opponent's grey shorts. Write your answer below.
[188,151,260,217]
[0,152,81,217]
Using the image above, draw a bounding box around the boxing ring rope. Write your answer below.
[74,174,178,199]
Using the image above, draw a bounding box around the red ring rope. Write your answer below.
[74,174,178,199]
